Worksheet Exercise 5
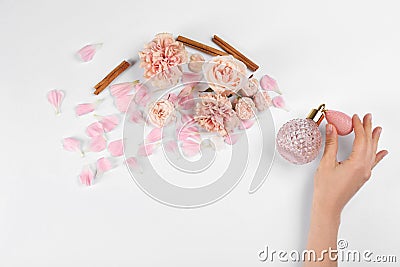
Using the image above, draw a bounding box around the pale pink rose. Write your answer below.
[148,99,176,128]
[139,33,188,79]
[194,93,238,136]
[253,91,272,111]
[240,77,259,97]
[235,97,256,120]
[188,53,205,73]
[203,55,247,94]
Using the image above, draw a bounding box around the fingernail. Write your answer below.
[327,124,333,134]
[368,113,372,121]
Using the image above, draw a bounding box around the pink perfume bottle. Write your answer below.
[276,104,326,164]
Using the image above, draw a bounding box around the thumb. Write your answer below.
[322,124,338,164]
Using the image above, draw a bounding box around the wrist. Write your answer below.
[311,198,342,225]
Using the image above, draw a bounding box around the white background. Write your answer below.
[1,0,399,266]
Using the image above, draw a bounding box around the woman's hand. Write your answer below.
[313,113,388,218]
[304,113,388,267]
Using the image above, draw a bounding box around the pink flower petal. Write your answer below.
[137,143,154,157]
[239,119,255,130]
[165,93,178,105]
[99,115,120,132]
[108,139,124,157]
[62,137,84,156]
[224,134,240,145]
[164,140,178,153]
[79,166,95,186]
[135,86,151,107]
[115,95,133,113]
[126,157,142,172]
[146,128,163,143]
[130,110,143,123]
[272,96,289,111]
[109,81,138,98]
[76,103,95,116]
[181,114,194,123]
[47,89,64,114]
[178,94,195,110]
[177,126,199,141]
[96,157,113,173]
[77,43,102,62]
[182,72,202,86]
[260,74,281,94]
[178,85,193,98]
[88,135,106,152]
[181,140,201,157]
[86,122,104,137]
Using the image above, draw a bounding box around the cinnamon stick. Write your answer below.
[93,60,131,95]
[177,36,227,56]
[212,35,259,72]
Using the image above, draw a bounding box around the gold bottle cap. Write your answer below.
[307,104,326,125]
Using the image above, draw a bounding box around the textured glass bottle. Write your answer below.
[276,104,325,164]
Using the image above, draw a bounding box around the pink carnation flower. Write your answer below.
[194,93,239,136]
[139,33,188,88]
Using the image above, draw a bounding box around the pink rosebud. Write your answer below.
[240,78,259,97]
[235,97,256,120]
[188,53,205,73]
[253,91,272,112]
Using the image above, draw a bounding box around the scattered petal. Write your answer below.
[181,114,194,123]
[178,93,195,110]
[134,86,151,107]
[79,166,95,186]
[146,128,163,143]
[115,95,133,113]
[239,119,255,130]
[177,126,199,141]
[76,103,95,116]
[130,110,143,123]
[164,140,178,154]
[77,43,102,62]
[126,157,143,173]
[272,96,289,111]
[178,85,193,98]
[47,89,64,114]
[108,139,124,157]
[96,157,113,173]
[181,140,201,157]
[165,93,178,105]
[137,143,154,157]
[260,74,281,94]
[86,122,104,137]
[62,137,84,156]
[88,135,106,152]
[109,81,139,98]
[99,115,120,132]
